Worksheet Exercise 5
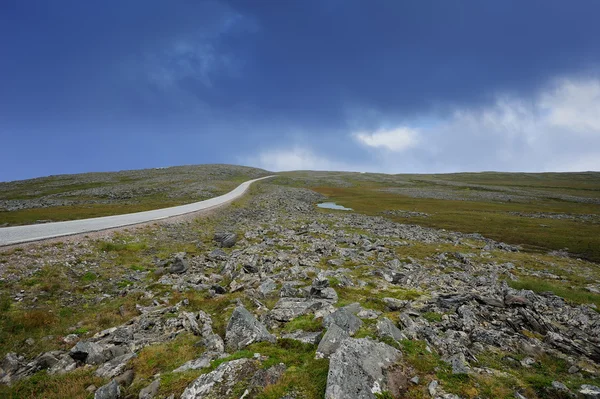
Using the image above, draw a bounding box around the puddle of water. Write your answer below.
[317,202,353,211]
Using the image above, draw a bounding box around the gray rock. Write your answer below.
[269,298,325,322]
[323,307,363,335]
[357,309,381,319]
[282,330,323,345]
[114,369,134,387]
[551,381,569,392]
[169,253,188,274]
[382,297,410,311]
[139,379,160,399]
[70,341,110,365]
[94,379,120,399]
[174,352,224,373]
[325,338,403,399]
[95,353,136,379]
[47,353,77,375]
[208,248,227,260]
[258,279,277,297]
[428,380,438,396]
[225,306,276,350]
[316,324,350,359]
[580,384,600,398]
[376,318,406,342]
[214,232,237,248]
[181,358,260,399]
[446,353,470,374]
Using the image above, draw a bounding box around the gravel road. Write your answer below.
[0,176,273,246]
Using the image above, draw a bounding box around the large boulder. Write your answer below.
[269,298,325,322]
[225,306,276,351]
[325,338,404,399]
[181,358,259,399]
[376,318,406,342]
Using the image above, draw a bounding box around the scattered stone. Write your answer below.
[325,338,403,398]
[323,307,363,335]
[382,297,410,311]
[94,379,120,399]
[139,379,160,399]
[316,324,350,359]
[376,318,406,342]
[214,232,237,248]
[282,330,323,345]
[169,253,188,274]
[225,306,276,351]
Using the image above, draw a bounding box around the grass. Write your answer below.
[0,368,104,399]
[311,185,600,262]
[0,164,269,226]
[508,276,600,308]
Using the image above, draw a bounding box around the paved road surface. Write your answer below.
[0,175,274,246]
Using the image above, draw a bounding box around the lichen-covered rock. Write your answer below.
[180,358,259,399]
[214,232,237,248]
[325,338,403,399]
[316,324,350,359]
[323,307,363,335]
[94,379,120,399]
[225,306,276,351]
[376,318,406,342]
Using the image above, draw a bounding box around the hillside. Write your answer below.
[0,169,599,398]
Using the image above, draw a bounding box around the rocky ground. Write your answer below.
[0,182,599,398]
[0,164,268,225]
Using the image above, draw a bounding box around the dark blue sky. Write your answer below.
[2,1,600,181]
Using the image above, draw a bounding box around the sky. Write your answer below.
[2,0,600,181]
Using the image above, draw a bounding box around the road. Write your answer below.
[0,175,274,246]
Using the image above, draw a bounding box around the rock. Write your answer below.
[95,353,136,379]
[446,353,470,374]
[323,307,362,335]
[410,376,420,384]
[376,318,406,342]
[86,384,97,393]
[94,379,120,399]
[580,384,600,398]
[139,379,160,399]
[114,369,134,387]
[325,338,403,399]
[357,308,381,319]
[316,324,350,359]
[208,248,227,260]
[211,285,226,295]
[225,306,276,350]
[63,334,79,344]
[475,295,504,308]
[282,330,323,345]
[269,298,325,322]
[428,380,438,396]
[169,253,188,274]
[258,279,277,297]
[551,381,569,393]
[181,358,260,399]
[174,352,224,373]
[504,294,529,307]
[47,353,77,375]
[70,341,110,365]
[214,232,237,248]
[382,297,410,311]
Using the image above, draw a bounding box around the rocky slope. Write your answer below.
[0,182,599,398]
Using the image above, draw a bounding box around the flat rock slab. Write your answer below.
[325,338,403,399]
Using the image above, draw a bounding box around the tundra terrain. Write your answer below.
[0,167,599,399]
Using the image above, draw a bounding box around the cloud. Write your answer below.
[244,147,357,172]
[346,77,600,173]
[354,127,419,151]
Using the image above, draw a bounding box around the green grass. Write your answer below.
[508,276,600,308]
[311,185,600,262]
[0,368,104,399]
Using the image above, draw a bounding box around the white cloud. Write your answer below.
[244,147,358,172]
[354,127,419,151]
[349,77,600,172]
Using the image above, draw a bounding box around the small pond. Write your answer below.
[317,202,353,211]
